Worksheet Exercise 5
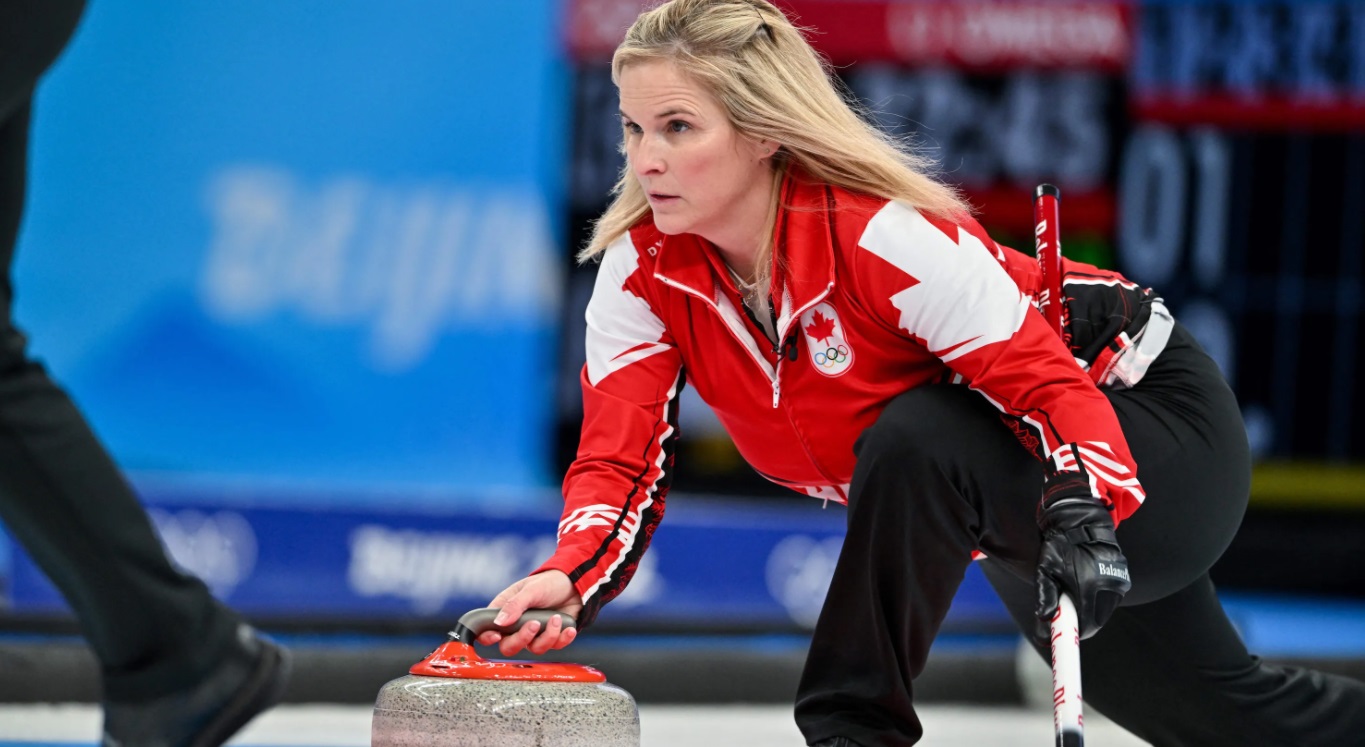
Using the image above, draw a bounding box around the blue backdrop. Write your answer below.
[14,1,567,503]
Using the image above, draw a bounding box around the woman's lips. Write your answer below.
[648,193,679,204]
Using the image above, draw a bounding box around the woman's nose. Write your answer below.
[632,137,665,176]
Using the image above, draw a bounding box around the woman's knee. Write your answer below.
[856,385,988,463]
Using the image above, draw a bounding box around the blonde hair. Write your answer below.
[581,0,969,298]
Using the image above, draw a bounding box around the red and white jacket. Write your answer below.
[538,174,1173,625]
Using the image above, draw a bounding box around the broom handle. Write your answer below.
[1051,595,1085,746]
[1034,183,1064,335]
[1035,183,1084,747]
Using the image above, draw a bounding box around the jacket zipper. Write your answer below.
[658,273,843,491]
[654,274,777,384]
[655,274,835,411]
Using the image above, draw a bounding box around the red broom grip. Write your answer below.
[1033,184,1063,336]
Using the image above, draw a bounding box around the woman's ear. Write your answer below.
[756,138,780,160]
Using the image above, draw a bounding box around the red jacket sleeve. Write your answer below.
[853,201,1145,523]
[533,235,683,626]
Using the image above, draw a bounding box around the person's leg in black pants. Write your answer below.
[794,381,1050,746]
[981,324,1365,747]
[794,323,1365,746]
[985,568,1365,747]
[0,2,288,744]
[1,97,242,703]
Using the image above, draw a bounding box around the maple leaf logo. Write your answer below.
[805,310,837,343]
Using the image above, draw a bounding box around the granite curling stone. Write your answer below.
[372,608,640,747]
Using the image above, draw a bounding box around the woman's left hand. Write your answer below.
[1034,473,1132,640]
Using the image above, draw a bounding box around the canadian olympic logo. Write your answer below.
[800,302,854,377]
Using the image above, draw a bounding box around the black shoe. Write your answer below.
[101,624,291,747]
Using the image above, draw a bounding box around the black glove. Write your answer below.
[1034,472,1131,640]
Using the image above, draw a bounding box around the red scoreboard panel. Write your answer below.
[559,0,1365,496]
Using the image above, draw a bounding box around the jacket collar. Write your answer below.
[652,169,836,319]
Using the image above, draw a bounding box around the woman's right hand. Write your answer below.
[476,570,584,657]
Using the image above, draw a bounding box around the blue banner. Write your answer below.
[5,493,1007,630]
[14,2,566,498]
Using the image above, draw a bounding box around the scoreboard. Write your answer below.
[559,0,1365,497]
[1129,2,1365,465]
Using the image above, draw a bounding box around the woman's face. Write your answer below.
[618,59,774,245]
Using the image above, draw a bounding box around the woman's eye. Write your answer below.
[668,120,691,133]
[621,120,641,135]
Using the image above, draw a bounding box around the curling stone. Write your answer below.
[372,608,640,747]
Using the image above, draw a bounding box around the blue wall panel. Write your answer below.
[14,1,567,498]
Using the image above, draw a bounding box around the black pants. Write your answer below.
[795,323,1365,746]
[1,0,240,702]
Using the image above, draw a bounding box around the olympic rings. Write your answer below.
[813,345,849,367]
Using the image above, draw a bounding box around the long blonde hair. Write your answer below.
[581,0,968,296]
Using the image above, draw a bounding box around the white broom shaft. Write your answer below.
[1051,594,1084,746]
